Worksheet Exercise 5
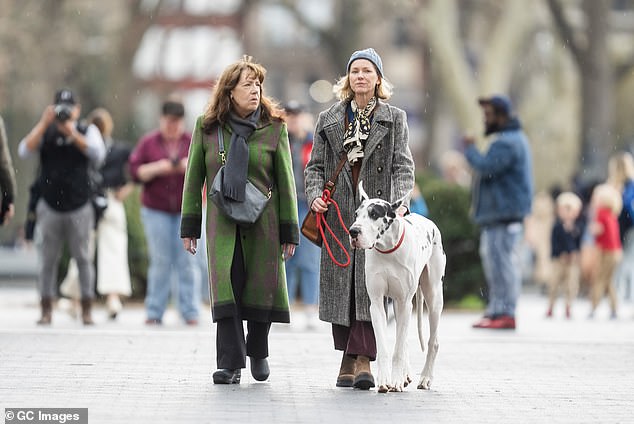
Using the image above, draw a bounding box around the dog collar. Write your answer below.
[375,226,406,254]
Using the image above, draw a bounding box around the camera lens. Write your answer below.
[54,104,73,122]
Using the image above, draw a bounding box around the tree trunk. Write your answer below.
[578,0,612,184]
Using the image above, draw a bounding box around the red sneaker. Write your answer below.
[488,315,516,329]
[472,316,494,328]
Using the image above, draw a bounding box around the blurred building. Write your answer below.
[130,0,428,156]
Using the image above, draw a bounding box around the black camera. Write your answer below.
[54,104,73,122]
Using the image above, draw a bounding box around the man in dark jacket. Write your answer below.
[464,95,533,330]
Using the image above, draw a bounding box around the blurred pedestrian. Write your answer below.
[59,107,133,320]
[305,48,415,389]
[90,108,133,319]
[129,99,200,326]
[283,100,321,329]
[547,192,583,319]
[18,88,106,325]
[409,183,429,217]
[464,95,534,330]
[196,192,210,304]
[587,183,622,319]
[524,191,556,289]
[440,149,472,188]
[0,114,17,225]
[607,152,634,301]
[180,56,299,384]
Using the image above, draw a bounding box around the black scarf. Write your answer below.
[222,107,261,201]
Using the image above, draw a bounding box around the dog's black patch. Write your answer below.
[368,203,388,221]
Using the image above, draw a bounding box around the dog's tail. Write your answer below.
[416,284,425,353]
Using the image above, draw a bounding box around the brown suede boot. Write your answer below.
[336,353,356,387]
[37,298,53,325]
[353,355,375,390]
[81,299,94,325]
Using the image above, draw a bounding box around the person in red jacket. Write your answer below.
[588,183,623,319]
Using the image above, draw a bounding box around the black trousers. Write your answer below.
[216,229,271,370]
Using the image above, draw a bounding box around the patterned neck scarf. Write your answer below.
[343,97,376,164]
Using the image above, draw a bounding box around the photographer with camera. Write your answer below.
[18,88,106,325]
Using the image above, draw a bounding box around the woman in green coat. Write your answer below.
[181,56,299,385]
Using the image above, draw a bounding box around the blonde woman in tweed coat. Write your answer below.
[304,48,415,390]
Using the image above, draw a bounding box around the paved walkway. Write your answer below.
[1,279,633,424]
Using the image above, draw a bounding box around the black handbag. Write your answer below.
[209,126,271,226]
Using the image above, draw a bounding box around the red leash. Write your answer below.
[316,189,351,268]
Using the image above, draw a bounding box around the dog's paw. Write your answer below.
[378,384,390,393]
[417,375,432,390]
[388,382,404,392]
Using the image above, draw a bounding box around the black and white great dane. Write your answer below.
[349,182,445,392]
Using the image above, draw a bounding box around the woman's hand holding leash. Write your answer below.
[311,197,329,213]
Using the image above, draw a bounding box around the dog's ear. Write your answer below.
[390,198,403,210]
[390,190,412,216]
[358,180,369,202]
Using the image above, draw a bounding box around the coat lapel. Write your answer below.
[322,102,354,194]
[359,101,391,176]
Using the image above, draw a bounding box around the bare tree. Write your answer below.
[547,0,613,184]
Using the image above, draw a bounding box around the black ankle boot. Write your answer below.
[212,369,241,384]
[250,358,270,381]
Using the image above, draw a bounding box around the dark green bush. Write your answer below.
[418,176,485,308]
[124,187,148,299]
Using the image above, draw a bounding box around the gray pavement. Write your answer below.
[1,279,633,424]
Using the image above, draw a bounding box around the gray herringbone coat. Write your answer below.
[304,100,415,326]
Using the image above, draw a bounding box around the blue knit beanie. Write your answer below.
[346,48,384,77]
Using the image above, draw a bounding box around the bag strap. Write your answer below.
[217,126,226,165]
[324,152,348,192]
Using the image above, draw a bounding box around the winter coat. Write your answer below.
[304,100,415,326]
[181,115,299,323]
[465,118,533,227]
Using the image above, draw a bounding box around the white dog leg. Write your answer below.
[369,294,390,393]
[418,258,444,390]
[391,296,414,392]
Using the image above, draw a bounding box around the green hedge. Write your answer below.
[418,176,486,308]
[124,187,148,299]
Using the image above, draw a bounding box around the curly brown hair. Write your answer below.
[202,55,283,133]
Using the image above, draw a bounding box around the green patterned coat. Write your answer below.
[181,115,299,323]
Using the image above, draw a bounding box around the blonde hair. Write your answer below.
[87,107,114,138]
[556,192,582,215]
[592,183,622,215]
[607,151,634,191]
[202,55,283,133]
[333,73,394,102]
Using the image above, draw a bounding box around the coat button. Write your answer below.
[377,189,382,196]
[377,166,383,173]
[377,144,382,150]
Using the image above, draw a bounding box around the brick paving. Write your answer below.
[0,279,633,423]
